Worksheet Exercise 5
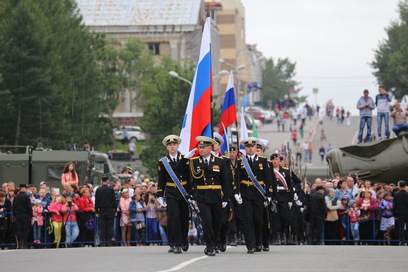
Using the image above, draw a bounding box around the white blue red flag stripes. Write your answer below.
[218,71,237,154]
[179,17,213,154]
[239,107,249,149]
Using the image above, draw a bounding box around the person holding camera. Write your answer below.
[356,89,376,143]
[62,196,79,247]
[391,101,408,136]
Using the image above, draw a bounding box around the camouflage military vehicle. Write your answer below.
[0,145,121,189]
[326,131,408,183]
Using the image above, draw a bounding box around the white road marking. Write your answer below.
[157,255,208,272]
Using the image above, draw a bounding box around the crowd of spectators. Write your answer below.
[306,174,407,245]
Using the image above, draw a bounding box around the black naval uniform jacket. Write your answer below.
[157,153,190,201]
[236,155,273,200]
[189,154,229,204]
[272,166,294,203]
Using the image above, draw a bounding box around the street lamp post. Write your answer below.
[168,71,192,86]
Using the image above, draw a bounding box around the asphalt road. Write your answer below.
[1,245,406,272]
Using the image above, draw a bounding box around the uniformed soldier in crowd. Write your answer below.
[189,136,229,256]
[157,135,191,254]
[280,155,306,245]
[236,137,273,254]
[12,184,32,249]
[212,133,232,252]
[227,146,243,246]
[270,153,294,245]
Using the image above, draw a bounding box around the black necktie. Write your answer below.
[204,159,208,165]
[173,158,177,163]
[248,156,252,163]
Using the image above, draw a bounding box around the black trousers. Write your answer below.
[262,205,272,247]
[15,215,30,243]
[197,202,222,251]
[218,201,230,246]
[228,197,243,236]
[274,200,289,236]
[167,198,189,247]
[98,209,115,245]
[309,214,324,244]
[242,198,263,249]
[397,215,408,245]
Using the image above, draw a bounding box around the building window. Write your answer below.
[148,43,160,55]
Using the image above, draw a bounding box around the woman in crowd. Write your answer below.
[120,188,132,246]
[0,192,12,249]
[78,187,95,247]
[144,192,159,244]
[357,190,378,245]
[335,179,352,200]
[324,188,341,245]
[49,195,63,248]
[62,196,79,247]
[129,192,145,246]
[61,162,79,191]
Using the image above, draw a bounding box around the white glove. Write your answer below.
[234,194,243,204]
[222,202,228,208]
[288,202,293,209]
[296,200,303,207]
[267,197,272,203]
[184,148,197,159]
[294,193,298,201]
[264,200,269,207]
[157,197,167,207]
[300,207,304,213]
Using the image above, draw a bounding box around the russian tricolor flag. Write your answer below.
[179,17,213,154]
[218,71,237,154]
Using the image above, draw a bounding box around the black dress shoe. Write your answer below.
[207,250,216,256]
[204,248,208,255]
[255,246,262,252]
[181,243,189,252]
[168,246,175,253]
[263,246,269,252]
[219,243,227,252]
[173,247,182,254]
[247,248,255,254]
[215,247,220,254]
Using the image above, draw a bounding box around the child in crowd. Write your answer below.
[348,200,360,245]
[31,199,44,244]
[49,195,63,248]
[188,221,198,245]
[338,195,350,240]
[379,192,395,245]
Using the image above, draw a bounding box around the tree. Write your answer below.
[0,0,108,148]
[139,57,194,174]
[372,1,408,100]
[261,57,303,107]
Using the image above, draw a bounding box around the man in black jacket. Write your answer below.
[393,180,408,246]
[157,135,190,254]
[308,186,327,245]
[189,136,229,256]
[12,184,32,249]
[95,176,116,246]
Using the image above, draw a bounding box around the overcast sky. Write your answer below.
[241,0,401,115]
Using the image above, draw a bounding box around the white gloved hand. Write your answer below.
[157,197,167,207]
[222,202,228,208]
[184,148,197,159]
[288,202,293,209]
[267,197,272,203]
[300,207,304,213]
[294,193,298,201]
[234,194,243,204]
[296,200,303,207]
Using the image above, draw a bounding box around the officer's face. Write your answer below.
[272,157,280,168]
[199,145,212,157]
[166,143,179,154]
[255,148,263,156]
[245,144,256,155]
[213,142,220,153]
[229,150,238,160]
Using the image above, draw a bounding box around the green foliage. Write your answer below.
[0,0,107,148]
[372,1,408,100]
[139,57,194,174]
[262,57,302,105]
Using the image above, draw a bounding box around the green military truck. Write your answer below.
[0,145,123,189]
